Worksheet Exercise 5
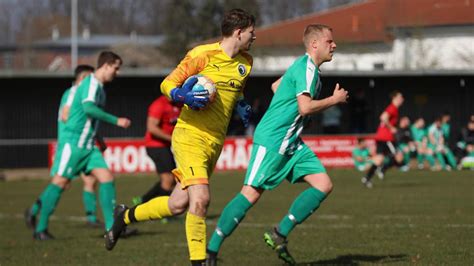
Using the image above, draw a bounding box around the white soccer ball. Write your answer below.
[190,74,217,103]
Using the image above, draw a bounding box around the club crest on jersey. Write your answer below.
[237,64,246,76]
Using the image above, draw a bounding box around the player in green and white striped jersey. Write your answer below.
[56,65,105,227]
[26,52,131,240]
[207,25,348,265]
[428,117,457,170]
[410,117,436,169]
[26,65,99,234]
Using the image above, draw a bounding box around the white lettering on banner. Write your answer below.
[49,136,367,172]
[319,140,353,146]
[304,140,318,147]
[234,139,249,169]
[122,146,138,172]
[312,146,333,152]
[320,157,354,166]
[104,145,154,173]
[217,145,233,170]
[105,146,122,172]
[140,146,156,171]
[335,145,356,152]
[216,140,252,170]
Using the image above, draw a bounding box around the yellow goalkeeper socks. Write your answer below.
[186,212,206,261]
[124,196,172,224]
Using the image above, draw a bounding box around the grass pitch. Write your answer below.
[1,169,473,265]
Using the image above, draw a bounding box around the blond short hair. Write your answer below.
[303,24,332,48]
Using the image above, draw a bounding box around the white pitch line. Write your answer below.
[2,213,473,228]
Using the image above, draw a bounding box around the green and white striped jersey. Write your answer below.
[428,124,443,145]
[64,74,106,149]
[57,85,77,142]
[253,54,322,155]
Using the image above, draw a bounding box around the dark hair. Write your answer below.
[221,9,255,37]
[357,137,365,144]
[416,116,424,121]
[390,90,402,99]
[74,64,94,80]
[97,51,122,69]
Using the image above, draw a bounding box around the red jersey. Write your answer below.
[144,96,181,147]
[374,103,399,141]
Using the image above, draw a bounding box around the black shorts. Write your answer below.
[146,147,176,173]
[376,141,397,156]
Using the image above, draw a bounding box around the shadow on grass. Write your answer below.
[298,253,408,265]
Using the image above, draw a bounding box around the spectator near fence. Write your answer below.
[352,138,373,171]
[428,117,457,170]
[410,117,436,170]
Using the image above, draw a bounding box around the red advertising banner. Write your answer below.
[303,135,375,167]
[48,135,374,173]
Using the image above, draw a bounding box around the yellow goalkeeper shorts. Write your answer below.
[171,127,223,189]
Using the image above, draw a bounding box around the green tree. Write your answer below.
[194,0,224,42]
[223,0,261,25]
[161,0,261,63]
[161,0,198,63]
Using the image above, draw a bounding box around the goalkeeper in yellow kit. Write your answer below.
[105,8,256,265]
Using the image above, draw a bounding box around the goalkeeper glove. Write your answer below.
[236,98,252,128]
[170,77,209,110]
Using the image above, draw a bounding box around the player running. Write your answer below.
[25,52,130,240]
[206,24,348,265]
[362,91,404,188]
[25,65,106,229]
[105,9,255,266]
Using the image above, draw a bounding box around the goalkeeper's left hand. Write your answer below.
[236,98,252,128]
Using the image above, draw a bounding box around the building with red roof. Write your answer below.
[252,0,474,71]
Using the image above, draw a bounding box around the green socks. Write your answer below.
[277,187,326,237]
[436,152,447,169]
[99,181,116,231]
[30,199,42,216]
[83,190,97,222]
[208,193,252,253]
[445,150,457,168]
[403,151,410,165]
[417,153,424,165]
[426,154,436,167]
[208,188,327,253]
[35,184,63,232]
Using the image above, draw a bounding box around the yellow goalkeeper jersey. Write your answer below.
[161,42,253,144]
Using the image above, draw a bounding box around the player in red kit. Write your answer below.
[132,95,180,205]
[362,91,404,188]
